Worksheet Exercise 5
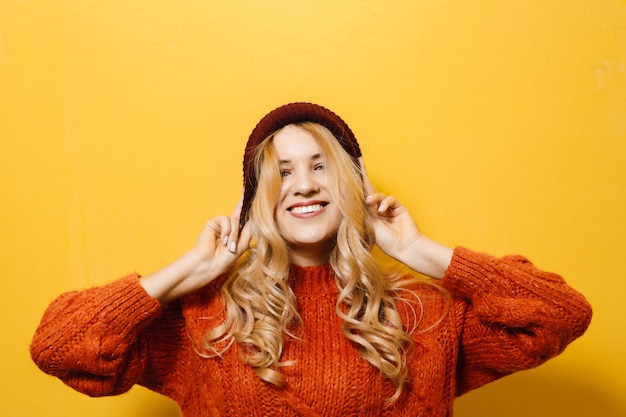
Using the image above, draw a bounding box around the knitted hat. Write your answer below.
[241,102,362,226]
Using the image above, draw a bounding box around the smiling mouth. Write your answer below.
[289,203,328,214]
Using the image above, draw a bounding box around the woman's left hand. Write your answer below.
[365,192,423,261]
[360,158,453,279]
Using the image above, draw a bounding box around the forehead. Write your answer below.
[272,125,324,161]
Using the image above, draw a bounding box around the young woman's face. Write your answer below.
[272,124,342,265]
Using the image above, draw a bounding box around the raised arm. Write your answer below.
[359,157,453,278]
[359,158,591,394]
[31,198,253,396]
[442,248,592,395]
[140,196,253,303]
[30,275,167,396]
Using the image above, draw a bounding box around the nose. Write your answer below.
[293,170,319,196]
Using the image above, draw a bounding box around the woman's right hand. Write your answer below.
[191,196,253,279]
[140,196,253,304]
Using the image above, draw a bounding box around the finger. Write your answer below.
[365,193,400,216]
[201,216,231,247]
[234,221,254,256]
[215,216,233,246]
[231,190,244,221]
[358,157,376,196]
[225,191,245,252]
[365,192,382,208]
[377,195,399,213]
[226,216,240,253]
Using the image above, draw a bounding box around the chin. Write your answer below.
[282,231,336,248]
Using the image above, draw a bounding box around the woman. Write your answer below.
[31,102,592,416]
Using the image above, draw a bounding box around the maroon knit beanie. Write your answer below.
[241,102,362,226]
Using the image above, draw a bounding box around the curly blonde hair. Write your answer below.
[201,122,421,403]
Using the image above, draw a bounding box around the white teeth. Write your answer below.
[291,204,323,214]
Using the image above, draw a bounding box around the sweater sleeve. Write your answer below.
[440,247,592,396]
[30,274,185,397]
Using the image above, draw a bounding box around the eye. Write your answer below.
[314,163,325,172]
[280,169,291,178]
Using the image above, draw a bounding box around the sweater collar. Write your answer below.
[288,264,339,297]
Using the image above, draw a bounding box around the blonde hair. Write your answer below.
[202,122,422,403]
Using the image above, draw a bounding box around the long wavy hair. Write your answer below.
[201,122,426,403]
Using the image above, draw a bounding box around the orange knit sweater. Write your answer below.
[31,247,591,416]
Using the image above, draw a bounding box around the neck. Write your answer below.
[288,241,333,266]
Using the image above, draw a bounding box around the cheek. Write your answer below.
[278,182,289,201]
[275,186,288,217]
[274,189,289,222]
[330,207,343,228]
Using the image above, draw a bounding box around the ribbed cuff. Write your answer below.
[439,247,508,299]
[97,274,163,335]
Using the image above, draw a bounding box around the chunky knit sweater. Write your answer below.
[31,247,591,416]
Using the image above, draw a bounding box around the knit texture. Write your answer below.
[31,248,592,416]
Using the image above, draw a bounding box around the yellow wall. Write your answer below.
[2,1,624,416]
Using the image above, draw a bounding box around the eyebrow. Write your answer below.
[279,153,322,165]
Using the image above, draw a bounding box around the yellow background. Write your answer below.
[1,1,624,416]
